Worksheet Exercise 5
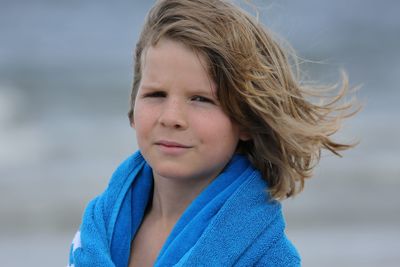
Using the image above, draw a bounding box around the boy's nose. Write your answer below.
[158,98,188,130]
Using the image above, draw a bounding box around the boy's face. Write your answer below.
[132,38,248,185]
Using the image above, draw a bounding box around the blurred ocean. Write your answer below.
[1,0,399,266]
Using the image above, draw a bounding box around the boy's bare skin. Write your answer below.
[129,212,175,267]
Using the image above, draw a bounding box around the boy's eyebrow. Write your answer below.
[140,83,217,96]
[139,83,163,90]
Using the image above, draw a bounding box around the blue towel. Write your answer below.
[68,151,300,266]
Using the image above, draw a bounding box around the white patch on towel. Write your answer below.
[72,231,81,252]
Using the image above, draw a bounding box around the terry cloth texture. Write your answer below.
[68,151,300,266]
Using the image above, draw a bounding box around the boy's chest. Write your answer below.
[128,218,173,267]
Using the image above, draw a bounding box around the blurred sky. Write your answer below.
[0,1,399,266]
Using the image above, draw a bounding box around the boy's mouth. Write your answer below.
[155,140,192,148]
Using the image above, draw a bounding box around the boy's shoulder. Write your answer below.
[256,234,301,266]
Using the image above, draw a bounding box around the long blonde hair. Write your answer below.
[128,0,359,200]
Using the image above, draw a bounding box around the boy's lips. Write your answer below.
[155,140,192,148]
[154,140,193,155]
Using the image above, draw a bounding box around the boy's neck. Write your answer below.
[148,173,212,224]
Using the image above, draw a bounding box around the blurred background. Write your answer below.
[0,0,399,266]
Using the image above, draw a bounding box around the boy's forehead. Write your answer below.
[138,38,216,93]
[140,38,214,84]
[141,38,209,66]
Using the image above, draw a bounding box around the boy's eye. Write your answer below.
[143,91,166,98]
[191,95,214,104]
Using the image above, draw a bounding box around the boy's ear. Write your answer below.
[128,109,135,128]
[239,130,252,141]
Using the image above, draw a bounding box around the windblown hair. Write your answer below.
[128,0,358,200]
